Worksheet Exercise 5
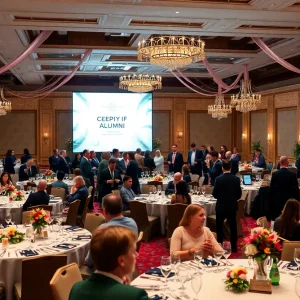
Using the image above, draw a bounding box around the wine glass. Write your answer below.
[295,276,300,298]
[157,185,162,195]
[171,251,181,282]
[201,186,206,197]
[247,256,253,270]
[222,241,231,269]
[160,256,171,290]
[5,214,11,225]
[141,172,144,179]
[177,265,189,290]
[194,249,203,270]
[214,244,225,273]
[52,220,60,243]
[191,272,202,300]
[294,248,300,275]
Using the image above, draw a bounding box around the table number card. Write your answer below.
[249,279,272,294]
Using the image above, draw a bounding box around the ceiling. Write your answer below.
[0,0,300,92]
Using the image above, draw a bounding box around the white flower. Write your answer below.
[252,227,264,234]
[230,272,235,278]
[239,274,246,280]
[244,244,258,256]
[11,192,17,198]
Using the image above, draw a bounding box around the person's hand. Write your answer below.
[115,179,120,183]
[92,167,96,170]
[194,161,198,164]
[203,239,213,251]
[122,275,131,285]
[167,161,171,165]
[107,179,114,184]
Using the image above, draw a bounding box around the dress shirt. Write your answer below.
[191,151,196,166]
[94,270,123,284]
[172,152,176,164]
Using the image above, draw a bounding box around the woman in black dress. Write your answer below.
[4,149,15,174]
[21,148,32,164]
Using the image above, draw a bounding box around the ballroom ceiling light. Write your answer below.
[137,36,205,70]
[0,88,11,116]
[208,88,232,120]
[119,74,162,93]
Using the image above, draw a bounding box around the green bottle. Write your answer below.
[269,258,280,286]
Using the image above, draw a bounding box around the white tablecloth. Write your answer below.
[242,184,261,215]
[139,179,169,191]
[132,259,298,300]
[17,179,73,188]
[0,226,90,300]
[239,166,264,174]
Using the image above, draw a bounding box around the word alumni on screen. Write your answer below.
[97,116,127,128]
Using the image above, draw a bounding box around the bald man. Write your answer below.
[22,179,50,211]
[270,156,299,220]
[225,151,238,175]
[166,172,190,195]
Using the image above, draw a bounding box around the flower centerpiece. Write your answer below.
[154,175,164,182]
[242,227,282,280]
[153,137,162,150]
[29,208,51,236]
[3,185,17,197]
[14,191,26,201]
[225,267,249,293]
[44,169,53,180]
[0,227,25,244]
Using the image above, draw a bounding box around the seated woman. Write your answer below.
[182,164,191,184]
[71,153,81,172]
[171,180,191,205]
[170,204,222,260]
[274,199,300,241]
[0,172,12,191]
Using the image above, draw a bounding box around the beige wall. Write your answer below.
[250,110,267,154]
[153,111,170,153]
[56,111,72,151]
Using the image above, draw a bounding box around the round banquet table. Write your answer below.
[17,179,74,189]
[132,259,298,300]
[239,166,264,174]
[241,183,261,215]
[0,225,90,300]
[0,195,63,225]
[136,194,216,235]
[139,178,169,191]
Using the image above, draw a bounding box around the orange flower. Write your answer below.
[264,248,271,254]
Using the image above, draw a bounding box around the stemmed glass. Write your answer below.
[214,244,225,273]
[194,249,203,271]
[52,219,60,243]
[171,251,181,282]
[295,276,300,298]
[160,256,171,291]
[157,185,162,196]
[141,172,144,180]
[177,265,189,290]
[201,186,206,197]
[294,248,300,275]
[222,241,231,270]
[247,256,253,270]
[5,214,11,226]
[191,272,202,300]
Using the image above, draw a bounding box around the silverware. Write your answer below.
[140,275,162,281]
[278,260,283,268]
[7,251,10,257]
[0,249,6,258]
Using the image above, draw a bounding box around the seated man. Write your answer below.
[22,179,50,211]
[85,193,138,268]
[166,172,190,194]
[252,149,266,169]
[66,176,88,215]
[120,176,136,211]
[19,159,38,181]
[50,170,69,196]
[70,226,148,300]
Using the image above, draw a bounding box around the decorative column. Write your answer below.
[267,95,275,163]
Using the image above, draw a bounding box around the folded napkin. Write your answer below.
[202,258,217,266]
[54,243,77,249]
[65,226,81,231]
[285,261,298,271]
[72,235,91,240]
[20,250,38,257]
[145,267,175,278]
[149,294,167,300]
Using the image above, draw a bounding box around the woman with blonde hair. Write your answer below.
[170,204,222,260]
[154,149,164,172]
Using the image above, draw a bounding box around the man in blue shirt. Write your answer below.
[120,176,136,211]
[50,170,69,196]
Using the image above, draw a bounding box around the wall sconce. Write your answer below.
[43,132,49,144]
[267,133,272,144]
[177,130,183,143]
[242,133,247,141]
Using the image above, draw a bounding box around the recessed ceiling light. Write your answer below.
[175,11,179,14]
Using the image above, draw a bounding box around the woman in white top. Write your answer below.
[154,149,164,173]
[170,204,223,260]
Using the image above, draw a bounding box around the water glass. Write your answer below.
[214,244,224,273]
[294,248,300,275]
[191,272,202,300]
[194,249,203,270]
[222,241,231,269]
[160,256,171,290]
[177,265,189,290]
[295,276,300,298]
[171,251,181,281]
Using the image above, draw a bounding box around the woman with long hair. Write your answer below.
[0,172,12,190]
[274,199,300,240]
[171,180,191,205]
[4,149,15,174]
[220,145,228,159]
[154,149,164,173]
[182,164,191,184]
[72,153,82,172]
[21,148,32,164]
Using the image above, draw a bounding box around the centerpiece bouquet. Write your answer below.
[28,208,51,236]
[0,227,25,244]
[224,267,249,293]
[3,184,17,197]
[154,175,164,182]
[13,191,26,201]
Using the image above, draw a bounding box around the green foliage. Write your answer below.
[65,137,73,153]
[251,141,264,153]
[153,138,162,150]
[293,142,300,159]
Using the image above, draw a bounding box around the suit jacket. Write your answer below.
[67,185,89,215]
[187,149,204,175]
[98,168,123,199]
[57,156,70,174]
[80,157,94,187]
[119,159,128,174]
[4,156,15,174]
[143,157,156,171]
[69,273,148,300]
[19,164,37,181]
[49,155,59,172]
[208,160,223,186]
[270,168,299,220]
[71,159,81,172]
[230,154,240,176]
[91,157,100,169]
[134,153,144,168]
[212,172,242,213]
[22,191,50,211]
[120,186,136,211]
[166,180,190,195]
[296,155,300,179]
[167,152,184,173]
[21,154,32,164]
[125,160,140,194]
[253,154,266,169]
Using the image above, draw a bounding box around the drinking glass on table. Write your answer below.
[160,256,171,290]
[222,241,231,269]
[177,265,189,290]
[194,249,203,270]
[191,272,202,300]
[214,244,225,273]
[201,186,206,197]
[171,251,181,281]
[5,214,11,226]
[141,172,144,179]
[294,248,300,275]
[295,276,300,298]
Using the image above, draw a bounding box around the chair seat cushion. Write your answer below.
[148,216,159,222]
[14,282,21,299]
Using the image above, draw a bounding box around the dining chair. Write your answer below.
[64,200,80,226]
[189,181,199,189]
[10,174,18,186]
[50,263,82,300]
[88,186,93,196]
[199,176,205,187]
[132,231,144,280]
[261,169,271,180]
[51,187,66,201]
[281,241,300,261]
[147,181,163,191]
[129,200,160,242]
[267,162,273,171]
[190,174,199,182]
[239,170,252,176]
[76,195,91,227]
[204,185,214,195]
[256,216,269,229]
[27,205,53,212]
[112,189,120,197]
[14,255,67,300]
[84,213,105,234]
[141,184,150,194]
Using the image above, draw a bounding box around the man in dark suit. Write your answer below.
[49,149,59,172]
[270,156,299,220]
[252,149,266,169]
[207,151,223,186]
[98,158,123,201]
[90,150,100,170]
[66,176,89,215]
[165,172,190,194]
[213,160,242,252]
[201,145,209,184]
[57,150,70,174]
[119,152,129,174]
[167,144,184,173]
[225,151,239,176]
[22,180,50,211]
[19,159,38,181]
[187,143,204,176]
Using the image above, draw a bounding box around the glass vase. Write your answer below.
[253,258,269,280]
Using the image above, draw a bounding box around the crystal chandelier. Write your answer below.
[208,86,232,120]
[137,36,205,70]
[230,65,261,113]
[119,74,162,93]
[0,88,11,116]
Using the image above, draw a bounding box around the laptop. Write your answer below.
[242,174,252,185]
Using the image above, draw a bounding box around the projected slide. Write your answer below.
[73,92,152,152]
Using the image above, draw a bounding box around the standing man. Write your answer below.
[167,144,184,174]
[111,148,123,173]
[49,149,59,172]
[57,150,70,174]
[134,148,144,177]
[213,160,242,252]
[225,151,238,176]
[90,150,100,170]
[119,152,129,174]
[187,143,204,176]
[207,151,222,186]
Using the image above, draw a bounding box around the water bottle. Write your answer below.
[269,257,280,286]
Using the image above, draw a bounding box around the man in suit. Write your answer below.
[120,176,136,211]
[225,151,239,176]
[187,143,204,176]
[49,149,59,172]
[66,176,89,215]
[19,159,38,181]
[50,170,69,196]
[165,172,190,194]
[22,180,50,211]
[213,160,242,252]
[207,151,223,186]
[119,152,129,175]
[70,225,148,300]
[111,148,123,174]
[57,150,70,174]
[252,149,266,169]
[201,145,209,184]
[167,144,184,173]
[270,156,299,220]
[90,150,100,170]
[98,158,123,201]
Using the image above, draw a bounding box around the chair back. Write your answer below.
[50,263,82,300]
[267,162,273,170]
[22,211,31,224]
[129,201,150,232]
[256,216,269,229]
[261,169,271,180]
[289,167,297,174]
[199,176,204,187]
[205,185,214,195]
[21,255,67,300]
[167,204,188,239]
[112,189,120,197]
[136,231,144,252]
[79,195,91,226]
[189,181,199,189]
[239,170,252,175]
[27,205,52,212]
[147,181,163,189]
[141,184,150,194]
[65,200,80,226]
[51,188,66,200]
[84,213,105,234]
[10,174,18,186]
[240,190,248,201]
[190,174,199,182]
[281,241,300,261]
[88,186,93,195]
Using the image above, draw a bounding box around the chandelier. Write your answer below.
[230,65,261,113]
[0,88,11,116]
[137,36,205,70]
[119,74,162,93]
[208,87,232,120]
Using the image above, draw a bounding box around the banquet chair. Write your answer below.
[88,186,93,195]
[256,216,269,229]
[205,185,214,195]
[76,195,92,227]
[14,255,67,300]
[50,263,82,300]
[112,189,120,197]
[10,174,18,186]
[46,184,52,194]
[267,162,273,171]
[64,200,80,226]
[147,181,163,190]
[261,170,271,180]
[129,200,160,242]
[132,231,144,280]
[84,213,105,234]
[51,187,66,201]
[199,176,205,187]
[27,205,52,212]
[239,170,252,176]
[141,185,150,194]
[189,181,199,189]
[281,241,300,261]
[190,174,199,182]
